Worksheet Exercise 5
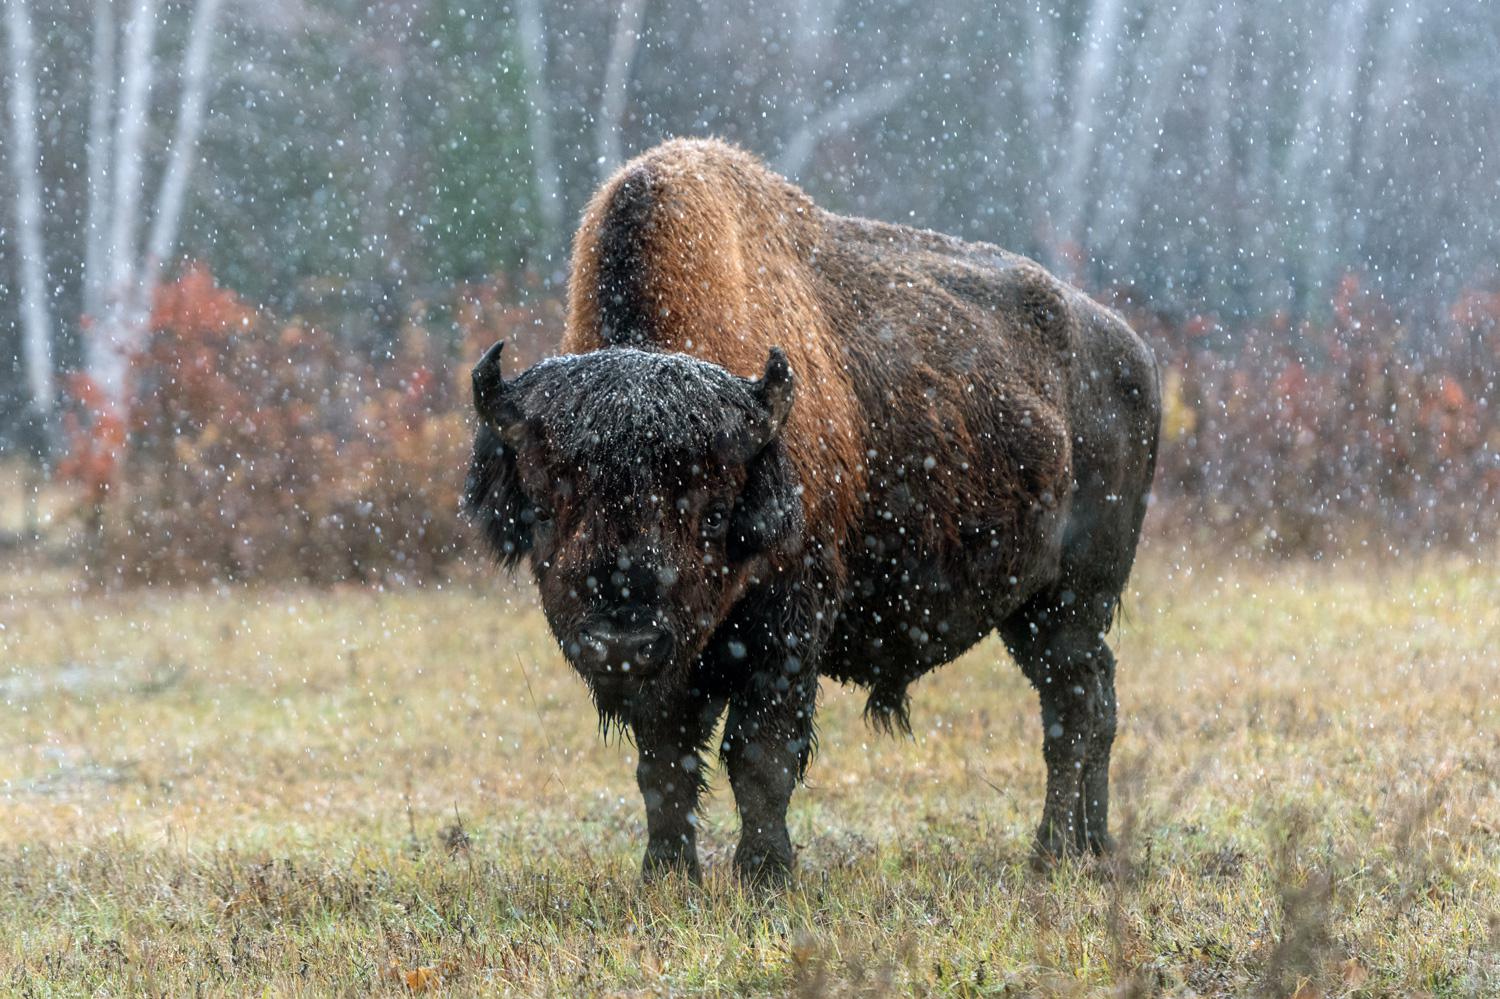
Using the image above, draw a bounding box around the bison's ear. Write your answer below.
[750,347,794,445]
[729,437,804,562]
[471,339,527,447]
[730,347,801,560]
[463,422,532,570]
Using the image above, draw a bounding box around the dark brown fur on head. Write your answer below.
[464,344,802,725]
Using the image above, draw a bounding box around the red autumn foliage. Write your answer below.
[60,266,557,584]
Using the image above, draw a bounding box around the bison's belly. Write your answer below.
[820,523,1055,690]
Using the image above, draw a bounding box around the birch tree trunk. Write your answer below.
[1055,0,1128,266]
[1093,0,1212,263]
[83,0,223,412]
[515,0,563,263]
[775,79,913,179]
[1288,0,1372,307]
[83,0,117,327]
[3,0,57,419]
[1018,2,1060,260]
[138,0,224,312]
[90,0,159,408]
[1358,2,1423,185]
[595,0,645,179]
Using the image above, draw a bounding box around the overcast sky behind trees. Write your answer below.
[3,0,1498,442]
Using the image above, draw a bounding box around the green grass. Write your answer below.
[1,545,1497,996]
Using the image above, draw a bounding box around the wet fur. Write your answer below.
[470,138,1161,876]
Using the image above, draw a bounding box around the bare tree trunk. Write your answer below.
[1287,0,1371,307]
[91,0,159,409]
[515,0,563,263]
[1094,0,1212,262]
[138,0,224,312]
[778,0,844,161]
[83,0,117,326]
[3,0,57,419]
[362,23,407,344]
[596,0,645,179]
[1056,0,1129,266]
[1360,1,1423,174]
[1018,2,1060,260]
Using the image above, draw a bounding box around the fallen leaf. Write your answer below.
[404,966,443,992]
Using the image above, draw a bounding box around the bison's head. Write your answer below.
[463,343,802,719]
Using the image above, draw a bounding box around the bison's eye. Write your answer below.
[700,505,729,539]
[526,503,553,526]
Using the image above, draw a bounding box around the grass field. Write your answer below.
[1,544,1497,996]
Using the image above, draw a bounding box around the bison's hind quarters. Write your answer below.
[997,308,1160,870]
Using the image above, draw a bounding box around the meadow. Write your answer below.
[1,543,1496,996]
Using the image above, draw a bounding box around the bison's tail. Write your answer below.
[863,683,913,736]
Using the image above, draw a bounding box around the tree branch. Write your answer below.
[775,78,913,179]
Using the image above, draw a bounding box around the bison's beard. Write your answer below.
[582,668,686,739]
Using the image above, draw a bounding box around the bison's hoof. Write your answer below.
[1029,822,1114,871]
[641,846,701,884]
[733,843,794,888]
[1029,823,1080,872]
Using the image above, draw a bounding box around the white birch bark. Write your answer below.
[1295,0,1373,299]
[1361,1,1423,170]
[83,0,117,326]
[775,79,913,179]
[91,0,159,407]
[3,0,57,415]
[1018,2,1061,254]
[515,0,562,258]
[1094,0,1212,258]
[1056,0,1129,259]
[595,0,645,179]
[780,0,844,152]
[138,0,224,311]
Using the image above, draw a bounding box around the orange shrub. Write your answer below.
[69,267,483,584]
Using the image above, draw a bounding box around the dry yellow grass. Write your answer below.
[1,542,1497,996]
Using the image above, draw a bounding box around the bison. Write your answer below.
[465,138,1160,883]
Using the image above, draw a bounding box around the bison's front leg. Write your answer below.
[633,696,724,882]
[722,675,815,886]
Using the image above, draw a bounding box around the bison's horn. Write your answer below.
[471,340,526,446]
[751,346,795,443]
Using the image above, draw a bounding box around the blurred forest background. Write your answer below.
[2,0,1497,581]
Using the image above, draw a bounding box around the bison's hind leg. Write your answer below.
[1001,596,1120,866]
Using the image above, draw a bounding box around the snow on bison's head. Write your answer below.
[463,341,803,722]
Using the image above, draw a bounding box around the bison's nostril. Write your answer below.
[634,631,668,666]
[575,623,672,674]
[618,627,670,670]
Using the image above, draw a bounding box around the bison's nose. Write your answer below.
[578,622,673,674]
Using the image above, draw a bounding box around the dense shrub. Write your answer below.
[55,268,1497,584]
[60,267,545,585]
[1138,275,1499,555]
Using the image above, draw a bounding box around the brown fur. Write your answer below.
[565,140,866,580]
[474,137,1162,879]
